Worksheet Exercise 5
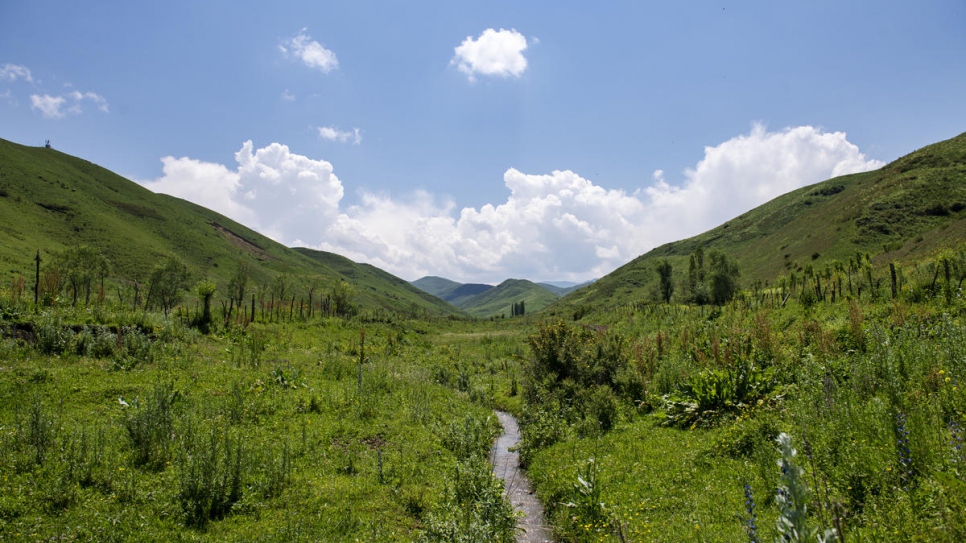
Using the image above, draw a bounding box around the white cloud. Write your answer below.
[0,63,32,83]
[30,90,108,119]
[281,89,295,102]
[280,29,339,73]
[318,125,361,144]
[639,124,885,243]
[451,28,528,82]
[138,126,882,283]
[30,94,66,118]
[139,141,344,243]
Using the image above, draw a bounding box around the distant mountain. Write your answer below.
[547,131,966,316]
[457,278,560,317]
[0,137,462,317]
[410,276,494,305]
[411,275,596,316]
[537,280,595,296]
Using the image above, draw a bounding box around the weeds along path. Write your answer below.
[491,410,555,543]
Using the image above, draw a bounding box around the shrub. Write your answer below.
[177,423,245,528]
[124,382,181,470]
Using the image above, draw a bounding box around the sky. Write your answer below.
[2,1,965,284]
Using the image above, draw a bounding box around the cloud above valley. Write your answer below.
[138,125,883,283]
[451,28,528,82]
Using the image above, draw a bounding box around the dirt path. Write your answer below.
[491,410,555,543]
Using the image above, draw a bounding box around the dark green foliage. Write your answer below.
[147,257,189,317]
[708,250,740,305]
[685,247,740,305]
[53,245,109,306]
[177,424,244,528]
[124,381,181,471]
[656,259,674,303]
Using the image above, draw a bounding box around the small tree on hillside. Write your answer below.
[55,245,109,306]
[147,257,189,318]
[226,262,249,319]
[708,250,740,305]
[194,279,216,332]
[655,259,674,303]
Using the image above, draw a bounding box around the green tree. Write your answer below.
[147,257,189,317]
[330,280,356,317]
[226,262,249,319]
[707,250,740,305]
[687,246,710,304]
[655,259,674,303]
[55,245,109,306]
[194,279,217,332]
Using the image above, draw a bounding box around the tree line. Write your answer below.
[8,245,360,328]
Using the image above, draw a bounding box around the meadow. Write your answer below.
[517,252,966,542]
[0,297,527,542]
[2,249,966,543]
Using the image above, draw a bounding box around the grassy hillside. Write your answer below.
[0,138,459,317]
[459,278,559,318]
[410,276,494,307]
[552,130,966,314]
[293,249,465,316]
[537,281,592,297]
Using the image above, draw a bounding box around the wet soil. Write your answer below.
[491,410,555,543]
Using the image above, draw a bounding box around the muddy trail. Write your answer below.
[491,410,555,543]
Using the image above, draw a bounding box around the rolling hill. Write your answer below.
[410,276,494,306]
[411,276,576,317]
[0,137,462,317]
[548,130,966,315]
[454,278,560,318]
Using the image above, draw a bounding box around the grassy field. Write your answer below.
[0,298,528,541]
[517,250,966,542]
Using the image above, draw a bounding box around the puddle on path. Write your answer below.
[491,410,555,543]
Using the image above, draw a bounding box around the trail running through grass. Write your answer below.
[492,410,555,543]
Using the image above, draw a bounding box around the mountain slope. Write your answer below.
[549,131,966,315]
[410,276,494,306]
[292,249,464,316]
[459,279,559,318]
[0,138,461,316]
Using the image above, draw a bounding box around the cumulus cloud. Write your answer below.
[451,28,528,81]
[30,90,108,119]
[280,29,339,73]
[140,141,344,242]
[640,124,885,242]
[139,126,882,283]
[0,63,33,82]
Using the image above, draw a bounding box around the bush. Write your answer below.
[177,423,244,528]
[124,382,181,470]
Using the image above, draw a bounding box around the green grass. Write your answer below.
[0,302,528,541]
[517,266,966,541]
[457,278,561,318]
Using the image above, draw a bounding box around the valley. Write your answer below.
[1,132,966,541]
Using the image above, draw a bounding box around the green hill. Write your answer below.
[293,249,464,316]
[0,137,461,317]
[459,278,560,318]
[411,276,494,307]
[550,130,966,315]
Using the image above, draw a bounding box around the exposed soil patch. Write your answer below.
[211,222,275,260]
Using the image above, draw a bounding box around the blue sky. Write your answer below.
[2,1,965,283]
